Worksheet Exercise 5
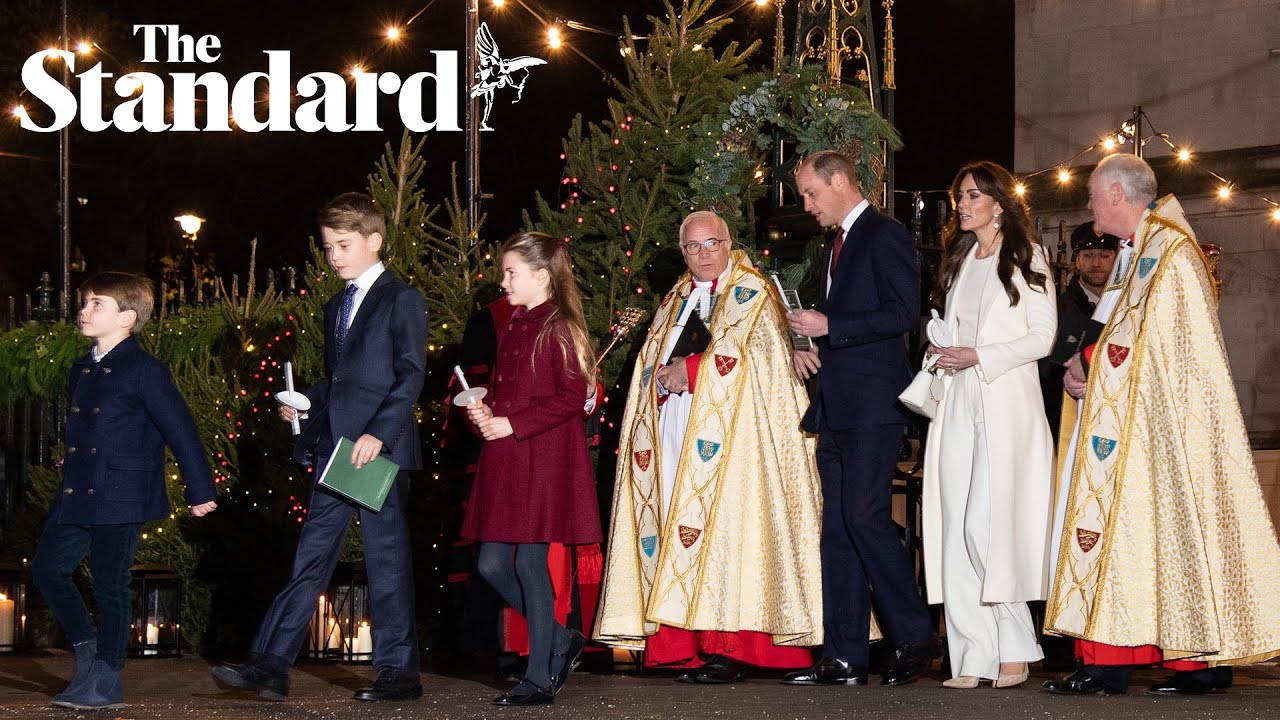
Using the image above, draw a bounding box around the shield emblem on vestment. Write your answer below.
[1091,436,1116,461]
[678,525,702,548]
[634,449,652,471]
[1076,528,1101,553]
[715,354,738,376]
[696,439,720,462]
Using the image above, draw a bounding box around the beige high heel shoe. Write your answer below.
[994,664,1029,688]
[943,675,981,689]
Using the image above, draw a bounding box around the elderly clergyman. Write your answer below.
[1043,153,1280,696]
[594,210,823,683]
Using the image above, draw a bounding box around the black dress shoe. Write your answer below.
[674,655,749,684]
[782,657,869,686]
[212,657,289,700]
[494,680,555,706]
[353,668,423,701]
[880,644,928,686]
[1148,668,1232,696]
[1043,669,1126,696]
[549,629,587,694]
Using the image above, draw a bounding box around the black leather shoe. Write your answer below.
[674,655,748,684]
[494,680,555,706]
[782,657,869,686]
[1147,668,1232,696]
[549,629,587,694]
[1043,668,1126,696]
[211,658,289,701]
[880,644,928,686]
[353,668,423,701]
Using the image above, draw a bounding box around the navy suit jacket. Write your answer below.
[801,206,919,432]
[296,271,428,471]
[52,335,216,525]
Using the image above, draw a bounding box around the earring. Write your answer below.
[992,214,1002,230]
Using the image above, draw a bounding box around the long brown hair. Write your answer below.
[500,232,593,378]
[936,161,1047,308]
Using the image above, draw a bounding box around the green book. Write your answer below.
[316,437,399,512]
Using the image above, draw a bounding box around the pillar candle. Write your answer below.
[356,622,372,655]
[0,594,14,647]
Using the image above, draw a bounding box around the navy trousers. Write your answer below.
[31,519,143,670]
[250,469,419,673]
[816,423,930,665]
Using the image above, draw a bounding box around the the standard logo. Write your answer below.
[16,23,540,133]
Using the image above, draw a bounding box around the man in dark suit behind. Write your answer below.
[213,193,428,702]
[1039,222,1118,444]
[784,150,931,687]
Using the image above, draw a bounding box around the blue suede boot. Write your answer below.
[51,639,97,704]
[50,659,125,710]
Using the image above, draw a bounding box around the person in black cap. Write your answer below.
[1040,222,1119,443]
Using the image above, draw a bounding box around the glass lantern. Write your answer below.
[128,564,182,658]
[306,562,371,664]
[0,563,27,654]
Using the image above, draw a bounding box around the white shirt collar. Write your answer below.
[839,199,871,235]
[1078,279,1102,305]
[350,262,385,291]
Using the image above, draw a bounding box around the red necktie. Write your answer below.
[829,227,845,275]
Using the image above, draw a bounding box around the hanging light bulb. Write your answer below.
[1057,168,1071,184]
[1271,207,1280,222]
[1102,136,1117,151]
[1014,183,1027,197]
[1217,185,1231,199]
[547,27,562,49]
[1177,148,1191,162]
[385,27,401,41]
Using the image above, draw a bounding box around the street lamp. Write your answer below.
[174,214,205,240]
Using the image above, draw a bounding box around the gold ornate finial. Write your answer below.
[882,0,896,90]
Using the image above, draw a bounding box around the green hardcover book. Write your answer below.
[316,437,399,512]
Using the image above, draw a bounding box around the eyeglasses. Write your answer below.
[680,237,727,255]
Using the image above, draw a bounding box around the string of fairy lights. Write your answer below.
[1012,110,1280,223]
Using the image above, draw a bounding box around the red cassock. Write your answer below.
[461,301,602,545]
[1075,640,1206,671]
[643,351,815,670]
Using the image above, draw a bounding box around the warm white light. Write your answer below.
[754,0,769,5]
[1177,148,1191,162]
[175,214,205,236]
[351,64,365,77]
[1102,137,1116,151]
[547,27,562,49]
[492,0,506,6]
[12,104,26,119]
[76,41,92,54]
[1014,183,1027,196]
[1271,208,1280,222]
[1217,185,1231,199]
[385,27,401,41]
[692,43,703,52]
[1057,168,1071,184]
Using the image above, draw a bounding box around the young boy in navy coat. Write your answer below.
[32,272,218,710]
[213,192,428,702]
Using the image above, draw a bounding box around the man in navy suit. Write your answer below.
[213,193,427,702]
[32,272,217,710]
[783,151,931,687]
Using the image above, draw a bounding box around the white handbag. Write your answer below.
[899,353,945,420]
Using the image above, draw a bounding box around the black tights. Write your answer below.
[476,542,565,687]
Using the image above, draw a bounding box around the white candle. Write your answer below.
[453,365,471,391]
[0,594,13,647]
[356,622,372,655]
[315,596,325,650]
[144,623,159,655]
[327,618,341,650]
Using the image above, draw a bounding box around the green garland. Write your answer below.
[689,63,903,220]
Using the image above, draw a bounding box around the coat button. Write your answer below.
[70,405,80,413]
[91,407,100,414]
[103,367,112,374]
[89,447,97,454]
[87,489,94,495]
[82,368,91,375]
[67,446,77,454]
[64,488,74,495]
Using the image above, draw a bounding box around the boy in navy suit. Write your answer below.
[213,192,428,702]
[32,272,218,710]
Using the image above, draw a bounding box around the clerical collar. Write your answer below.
[689,277,718,293]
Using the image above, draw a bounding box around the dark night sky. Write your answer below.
[0,0,1012,303]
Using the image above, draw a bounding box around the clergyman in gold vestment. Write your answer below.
[1043,154,1280,696]
[593,211,822,683]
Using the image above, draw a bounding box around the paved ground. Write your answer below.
[2,652,1279,719]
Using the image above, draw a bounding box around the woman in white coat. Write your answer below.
[922,161,1057,689]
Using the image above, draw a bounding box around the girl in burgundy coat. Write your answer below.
[462,232,602,706]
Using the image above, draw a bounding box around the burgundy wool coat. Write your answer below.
[461,300,602,544]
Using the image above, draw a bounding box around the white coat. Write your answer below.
[922,243,1057,604]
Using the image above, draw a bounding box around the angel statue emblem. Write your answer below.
[469,22,547,131]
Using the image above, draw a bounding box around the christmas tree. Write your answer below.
[529,0,760,390]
